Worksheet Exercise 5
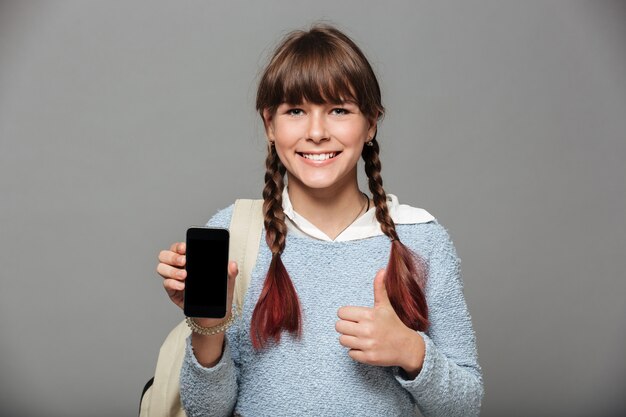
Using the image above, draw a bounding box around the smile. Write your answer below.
[297,152,340,161]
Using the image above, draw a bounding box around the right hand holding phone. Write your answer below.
[157,242,238,327]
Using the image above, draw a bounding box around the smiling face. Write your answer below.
[264,101,376,192]
[256,26,385,197]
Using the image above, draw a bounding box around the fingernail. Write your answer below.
[177,270,186,278]
[178,256,185,265]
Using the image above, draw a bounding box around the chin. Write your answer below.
[300,180,337,190]
[300,174,351,191]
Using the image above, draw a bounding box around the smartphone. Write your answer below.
[184,227,229,318]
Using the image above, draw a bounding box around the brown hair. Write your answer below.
[252,25,428,349]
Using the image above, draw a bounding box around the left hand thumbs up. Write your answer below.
[335,269,425,374]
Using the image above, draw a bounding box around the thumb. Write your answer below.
[226,261,239,302]
[228,260,239,281]
[373,269,390,307]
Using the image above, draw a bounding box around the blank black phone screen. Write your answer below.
[184,228,229,318]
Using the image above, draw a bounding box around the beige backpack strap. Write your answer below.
[141,200,264,417]
[230,199,264,313]
[145,320,191,417]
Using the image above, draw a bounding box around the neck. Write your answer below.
[286,173,370,240]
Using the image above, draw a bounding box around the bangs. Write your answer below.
[270,45,359,106]
[257,27,383,120]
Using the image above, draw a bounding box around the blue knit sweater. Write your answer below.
[180,205,483,417]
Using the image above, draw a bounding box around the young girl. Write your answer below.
[157,25,483,417]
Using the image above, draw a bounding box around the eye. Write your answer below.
[331,107,349,115]
[287,108,304,116]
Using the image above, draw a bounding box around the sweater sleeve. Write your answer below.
[394,222,484,417]
[178,204,239,417]
[179,336,238,417]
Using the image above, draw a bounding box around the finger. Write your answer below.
[373,269,390,307]
[347,349,368,364]
[157,262,186,280]
[228,261,239,280]
[169,242,186,254]
[337,306,373,322]
[225,261,239,305]
[335,319,362,336]
[163,278,184,292]
[158,250,186,268]
[226,261,238,291]
[338,334,366,350]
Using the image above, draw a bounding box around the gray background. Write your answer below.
[1,1,625,416]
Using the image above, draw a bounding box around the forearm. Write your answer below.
[180,336,238,417]
[191,332,226,367]
[396,333,483,417]
[189,312,235,367]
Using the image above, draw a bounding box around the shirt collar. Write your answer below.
[281,187,434,242]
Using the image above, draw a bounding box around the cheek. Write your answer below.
[273,145,288,164]
[273,128,302,150]
[336,120,370,141]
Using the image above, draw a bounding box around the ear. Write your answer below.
[366,115,378,142]
[262,108,276,143]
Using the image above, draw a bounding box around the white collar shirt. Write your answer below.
[281,187,435,242]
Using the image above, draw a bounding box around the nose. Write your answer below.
[306,110,329,143]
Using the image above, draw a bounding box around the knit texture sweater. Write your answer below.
[180,205,483,417]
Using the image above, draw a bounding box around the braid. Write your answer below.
[362,138,399,241]
[362,137,429,331]
[251,145,302,349]
[262,145,288,254]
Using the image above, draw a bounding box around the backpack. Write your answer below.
[139,199,264,417]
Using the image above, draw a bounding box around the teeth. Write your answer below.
[302,152,336,161]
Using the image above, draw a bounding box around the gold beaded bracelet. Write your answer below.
[185,307,238,336]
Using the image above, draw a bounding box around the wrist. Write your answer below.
[186,307,237,368]
[194,317,225,328]
[186,307,238,336]
[400,331,425,380]
[190,332,226,368]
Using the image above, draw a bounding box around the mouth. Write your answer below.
[296,151,341,161]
